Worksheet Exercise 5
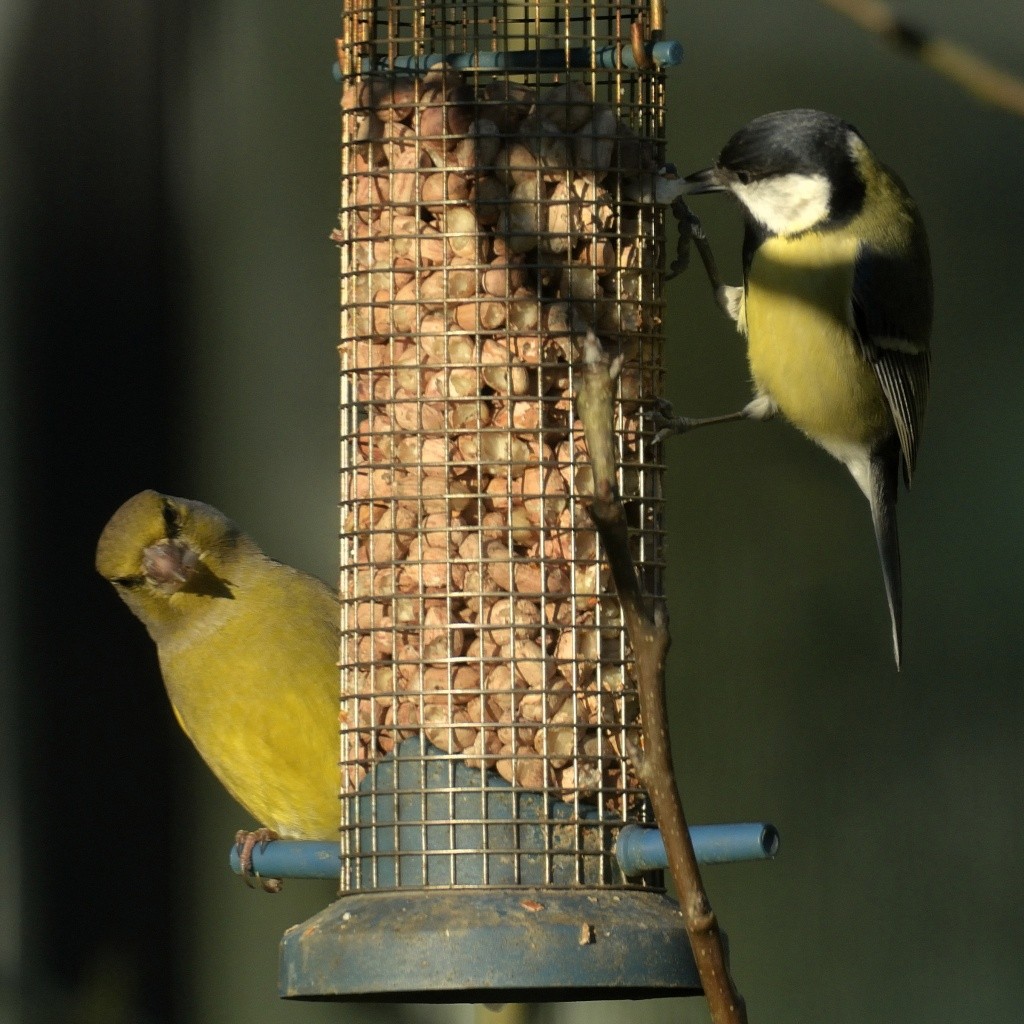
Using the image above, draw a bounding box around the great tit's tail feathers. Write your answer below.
[869,446,903,670]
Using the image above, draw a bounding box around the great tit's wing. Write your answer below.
[851,238,932,485]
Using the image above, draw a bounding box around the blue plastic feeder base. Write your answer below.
[279,888,704,1002]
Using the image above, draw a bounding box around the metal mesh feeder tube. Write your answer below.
[282,0,694,1001]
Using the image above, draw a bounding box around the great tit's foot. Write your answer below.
[648,398,699,445]
[649,397,769,445]
[666,195,694,280]
[235,828,283,893]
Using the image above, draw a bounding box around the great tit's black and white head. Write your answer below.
[685,109,870,237]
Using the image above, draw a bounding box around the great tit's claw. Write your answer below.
[647,398,697,445]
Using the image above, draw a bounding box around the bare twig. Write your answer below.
[818,0,1024,117]
[575,331,747,1024]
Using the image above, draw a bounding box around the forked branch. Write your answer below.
[575,331,747,1024]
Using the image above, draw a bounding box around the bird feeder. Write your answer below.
[274,0,765,1003]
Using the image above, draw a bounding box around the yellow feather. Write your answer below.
[97,491,340,840]
[744,231,890,450]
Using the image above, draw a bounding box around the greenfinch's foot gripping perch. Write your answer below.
[235,828,283,893]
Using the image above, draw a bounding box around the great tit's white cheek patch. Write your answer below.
[732,173,831,236]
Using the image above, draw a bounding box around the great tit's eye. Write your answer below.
[734,169,753,185]
[161,500,180,537]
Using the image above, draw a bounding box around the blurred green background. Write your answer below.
[2,1,1022,1022]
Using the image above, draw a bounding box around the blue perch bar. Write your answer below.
[372,41,684,72]
[615,822,780,875]
[230,821,779,879]
[332,40,684,81]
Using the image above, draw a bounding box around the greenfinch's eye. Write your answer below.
[112,575,143,589]
[161,500,180,537]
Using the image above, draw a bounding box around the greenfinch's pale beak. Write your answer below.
[143,539,199,593]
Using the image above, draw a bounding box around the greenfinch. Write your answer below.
[95,490,340,881]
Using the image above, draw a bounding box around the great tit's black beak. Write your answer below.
[682,166,728,195]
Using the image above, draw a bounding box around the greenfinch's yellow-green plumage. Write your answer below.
[96,490,339,840]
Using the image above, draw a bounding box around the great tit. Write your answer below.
[669,109,932,669]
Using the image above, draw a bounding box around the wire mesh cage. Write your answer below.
[337,0,666,891]
[282,0,693,1001]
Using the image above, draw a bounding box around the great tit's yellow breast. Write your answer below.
[744,231,890,448]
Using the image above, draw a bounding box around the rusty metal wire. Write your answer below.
[336,0,666,894]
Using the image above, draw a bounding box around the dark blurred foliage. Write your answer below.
[5,4,193,1022]
[2,3,1022,1023]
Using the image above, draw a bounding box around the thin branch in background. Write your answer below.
[818,0,1024,117]
[575,331,747,1024]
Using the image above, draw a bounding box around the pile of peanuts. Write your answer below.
[337,66,661,805]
